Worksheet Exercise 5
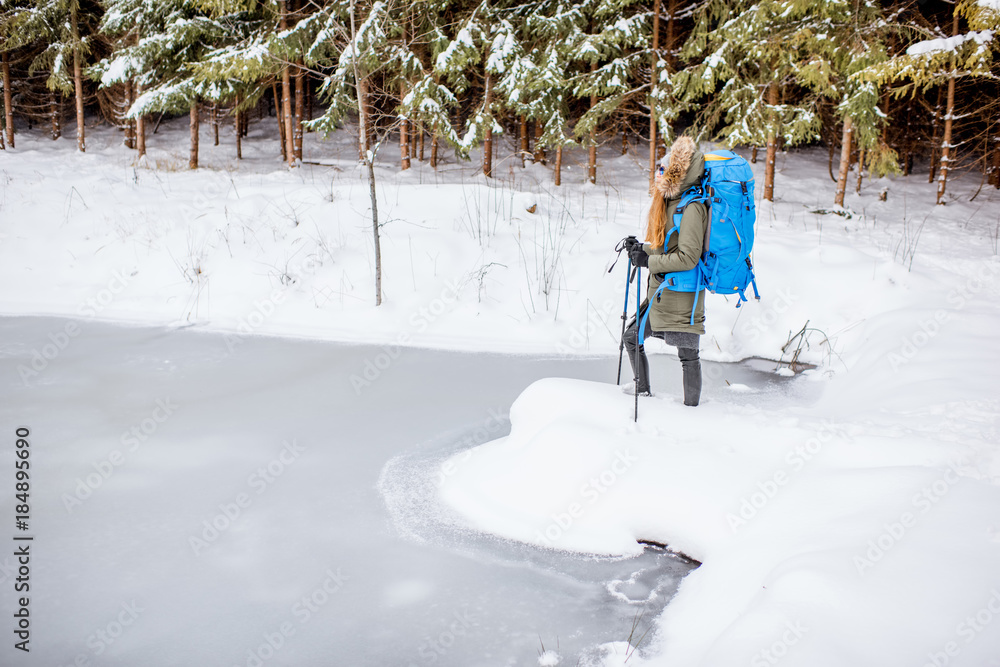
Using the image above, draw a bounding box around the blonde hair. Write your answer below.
[645,135,697,249]
[645,192,667,249]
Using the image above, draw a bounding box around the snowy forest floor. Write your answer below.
[1,117,998,368]
[2,116,1000,667]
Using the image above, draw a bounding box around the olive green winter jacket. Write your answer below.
[642,144,708,335]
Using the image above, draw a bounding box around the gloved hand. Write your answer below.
[623,236,642,253]
[629,245,649,269]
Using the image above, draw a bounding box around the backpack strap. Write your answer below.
[734,262,761,308]
[688,268,703,326]
[669,186,708,242]
[637,268,704,341]
[638,280,669,346]
[658,186,710,279]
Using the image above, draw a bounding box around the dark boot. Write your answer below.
[678,347,702,406]
[622,318,651,394]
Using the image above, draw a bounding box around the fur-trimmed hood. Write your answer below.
[653,136,704,200]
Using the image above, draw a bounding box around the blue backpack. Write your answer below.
[639,150,760,342]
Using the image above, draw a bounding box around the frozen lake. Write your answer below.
[0,316,798,666]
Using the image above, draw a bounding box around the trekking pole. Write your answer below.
[634,265,641,423]
[616,255,633,385]
[610,236,637,385]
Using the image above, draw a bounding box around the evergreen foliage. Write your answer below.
[0,0,995,196]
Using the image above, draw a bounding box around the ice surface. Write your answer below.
[0,316,784,666]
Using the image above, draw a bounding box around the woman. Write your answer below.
[623,135,707,406]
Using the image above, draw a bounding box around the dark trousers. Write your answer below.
[623,309,702,406]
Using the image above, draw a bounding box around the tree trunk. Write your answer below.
[430,123,438,168]
[281,69,295,165]
[992,142,1000,188]
[534,121,545,164]
[483,72,493,178]
[3,51,14,148]
[365,156,382,306]
[936,85,954,203]
[834,117,853,206]
[306,74,312,126]
[555,145,563,186]
[855,148,865,195]
[211,103,219,146]
[763,81,778,201]
[349,0,381,306]
[128,85,137,148]
[235,100,242,160]
[73,52,85,152]
[752,145,758,164]
[357,75,372,160]
[648,0,661,193]
[621,130,628,155]
[273,79,287,162]
[125,81,136,149]
[136,87,145,157]
[928,86,943,183]
[294,65,304,160]
[279,1,295,167]
[666,0,678,70]
[400,115,411,169]
[189,100,200,170]
[588,61,597,185]
[51,90,61,141]
[418,122,425,161]
[991,113,1000,187]
[936,13,959,205]
[71,5,86,153]
[409,119,417,160]
[519,115,528,167]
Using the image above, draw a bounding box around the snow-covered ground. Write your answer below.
[9,115,985,368]
[3,117,1000,666]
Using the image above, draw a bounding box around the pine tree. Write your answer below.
[827,1,898,206]
[1,49,12,147]
[99,1,241,168]
[98,0,147,152]
[568,0,650,185]
[0,0,22,150]
[519,40,576,184]
[676,0,861,201]
[494,0,575,179]
[546,0,680,189]
[302,0,384,152]
[4,0,101,151]
[861,0,998,203]
[193,0,323,166]
[431,0,519,178]
[393,0,463,169]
